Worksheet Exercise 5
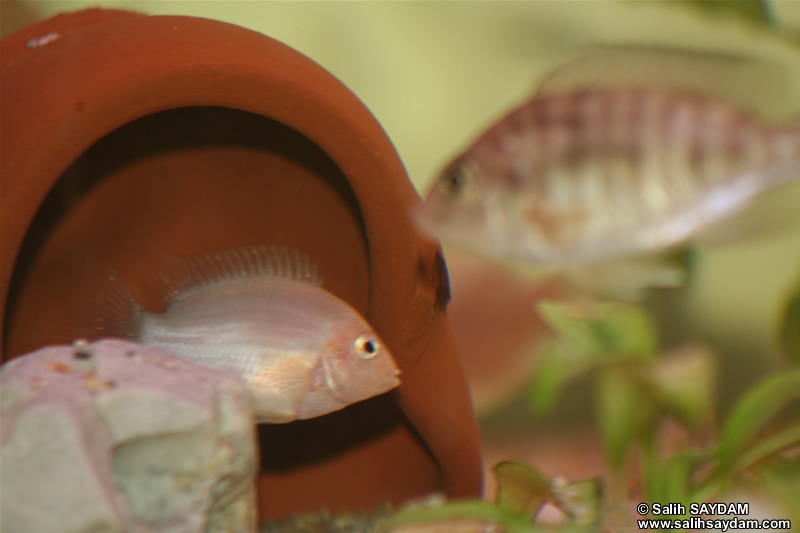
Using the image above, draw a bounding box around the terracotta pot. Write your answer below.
[0,9,482,519]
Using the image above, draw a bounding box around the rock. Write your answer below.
[0,339,258,533]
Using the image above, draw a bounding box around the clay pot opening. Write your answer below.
[1,9,483,520]
[2,103,439,519]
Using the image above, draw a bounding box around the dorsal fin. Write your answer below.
[154,245,322,306]
[63,270,144,343]
[536,44,795,119]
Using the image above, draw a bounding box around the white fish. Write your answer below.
[415,46,800,298]
[83,246,401,423]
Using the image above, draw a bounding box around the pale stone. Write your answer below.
[1,403,122,533]
[0,339,258,533]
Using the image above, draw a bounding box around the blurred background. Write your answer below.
[4,0,800,492]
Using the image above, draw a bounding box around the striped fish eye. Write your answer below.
[353,333,380,359]
[437,159,481,201]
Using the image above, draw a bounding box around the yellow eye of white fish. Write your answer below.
[353,333,380,359]
[437,159,481,202]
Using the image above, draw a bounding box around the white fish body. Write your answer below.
[91,246,401,423]
[415,47,800,297]
[418,87,800,265]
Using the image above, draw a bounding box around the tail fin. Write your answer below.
[69,271,144,342]
[764,125,800,188]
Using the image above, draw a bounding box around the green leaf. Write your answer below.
[387,500,532,533]
[640,344,718,430]
[551,477,603,526]
[716,368,800,475]
[597,365,659,467]
[536,300,658,360]
[494,461,551,521]
[537,301,595,354]
[778,275,800,363]
[530,300,658,413]
[735,420,800,472]
[529,340,592,412]
[643,451,694,508]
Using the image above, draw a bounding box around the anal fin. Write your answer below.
[564,254,688,301]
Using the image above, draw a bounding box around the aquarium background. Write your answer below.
[4,0,800,495]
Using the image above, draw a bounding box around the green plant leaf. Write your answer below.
[494,461,551,521]
[639,344,718,430]
[530,299,658,413]
[387,500,532,533]
[716,368,800,476]
[735,420,800,473]
[778,275,800,364]
[597,365,659,467]
[537,300,658,361]
[643,451,694,508]
[529,340,592,412]
[551,477,603,526]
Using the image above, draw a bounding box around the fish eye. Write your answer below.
[437,159,481,201]
[353,333,380,359]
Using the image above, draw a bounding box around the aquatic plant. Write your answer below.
[385,291,800,531]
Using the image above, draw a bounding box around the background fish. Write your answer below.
[415,47,800,296]
[84,246,401,423]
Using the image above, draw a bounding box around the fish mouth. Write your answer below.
[351,362,401,400]
[378,359,402,393]
[385,369,402,388]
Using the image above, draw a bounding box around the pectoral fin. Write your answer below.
[248,354,312,423]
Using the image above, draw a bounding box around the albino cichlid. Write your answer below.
[415,46,800,297]
[84,246,400,423]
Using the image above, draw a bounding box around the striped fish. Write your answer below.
[415,47,800,296]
